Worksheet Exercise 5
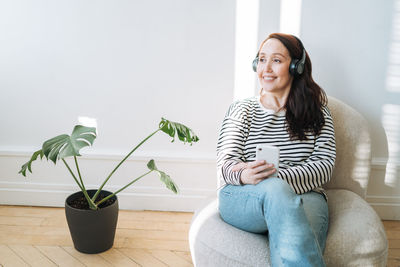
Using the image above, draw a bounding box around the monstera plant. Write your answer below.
[18,118,199,254]
[19,118,199,210]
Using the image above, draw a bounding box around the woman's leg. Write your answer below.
[219,178,326,267]
[301,192,329,253]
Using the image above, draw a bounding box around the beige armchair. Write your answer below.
[189,96,388,266]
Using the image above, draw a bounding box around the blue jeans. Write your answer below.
[218,178,328,267]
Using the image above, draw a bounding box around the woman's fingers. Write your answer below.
[239,161,277,185]
[232,160,266,172]
[253,163,274,174]
[253,168,276,181]
[248,160,267,168]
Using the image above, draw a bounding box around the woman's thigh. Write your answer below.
[219,179,329,244]
[218,183,269,233]
[218,178,296,233]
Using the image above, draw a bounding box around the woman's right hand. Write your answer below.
[232,161,276,185]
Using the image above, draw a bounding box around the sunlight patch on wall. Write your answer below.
[78,116,98,128]
[233,0,259,100]
[382,104,400,186]
[386,0,400,92]
[383,0,400,187]
[279,0,302,36]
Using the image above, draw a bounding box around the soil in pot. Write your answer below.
[67,192,116,210]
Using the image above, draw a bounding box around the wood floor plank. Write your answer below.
[389,248,400,259]
[119,248,167,267]
[0,206,64,218]
[99,248,140,266]
[389,239,400,249]
[0,244,29,267]
[386,230,400,240]
[41,216,68,227]
[116,228,188,241]
[63,246,113,267]
[0,224,70,236]
[387,258,400,267]
[36,245,85,267]
[383,220,400,229]
[174,251,193,264]
[8,245,56,267]
[0,216,44,226]
[0,232,72,246]
[118,210,193,223]
[150,249,193,267]
[117,219,190,232]
[120,237,189,251]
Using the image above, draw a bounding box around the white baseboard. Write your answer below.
[0,182,216,212]
[366,195,400,220]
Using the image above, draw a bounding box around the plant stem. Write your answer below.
[92,128,161,202]
[95,170,153,206]
[62,159,83,191]
[73,156,97,210]
[74,156,86,192]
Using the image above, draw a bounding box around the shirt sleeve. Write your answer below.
[278,106,336,194]
[216,102,248,186]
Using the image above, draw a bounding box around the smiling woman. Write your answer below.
[216,33,335,266]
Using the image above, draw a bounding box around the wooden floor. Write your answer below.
[0,205,399,267]
[0,205,193,266]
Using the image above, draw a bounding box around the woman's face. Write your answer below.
[257,38,293,95]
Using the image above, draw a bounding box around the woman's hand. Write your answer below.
[232,161,276,185]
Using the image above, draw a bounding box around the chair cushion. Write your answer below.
[189,189,388,267]
[189,199,270,267]
[324,190,388,266]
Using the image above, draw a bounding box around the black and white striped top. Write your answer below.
[217,96,336,195]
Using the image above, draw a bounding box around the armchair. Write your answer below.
[189,96,388,266]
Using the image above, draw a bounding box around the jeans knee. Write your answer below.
[256,178,295,197]
[255,178,301,210]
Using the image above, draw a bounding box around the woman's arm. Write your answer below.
[278,106,336,194]
[217,101,254,185]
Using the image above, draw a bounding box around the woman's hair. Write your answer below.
[259,33,327,140]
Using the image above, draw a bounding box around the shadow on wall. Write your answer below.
[382,0,400,189]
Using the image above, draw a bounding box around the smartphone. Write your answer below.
[255,144,280,177]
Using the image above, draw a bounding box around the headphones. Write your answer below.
[252,35,306,76]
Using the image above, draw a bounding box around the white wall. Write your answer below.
[0,0,235,211]
[1,0,399,218]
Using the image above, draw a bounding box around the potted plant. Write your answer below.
[19,117,199,254]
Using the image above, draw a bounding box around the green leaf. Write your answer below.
[19,149,44,176]
[42,125,97,164]
[147,159,157,171]
[147,159,178,194]
[159,118,199,145]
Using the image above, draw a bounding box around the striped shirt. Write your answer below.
[216,96,336,195]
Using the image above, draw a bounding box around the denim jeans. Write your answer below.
[218,178,328,267]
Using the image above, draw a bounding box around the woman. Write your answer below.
[216,33,336,266]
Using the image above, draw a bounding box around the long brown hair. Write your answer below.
[259,33,327,140]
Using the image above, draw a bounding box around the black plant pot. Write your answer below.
[65,190,119,254]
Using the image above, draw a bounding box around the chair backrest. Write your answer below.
[324,96,372,199]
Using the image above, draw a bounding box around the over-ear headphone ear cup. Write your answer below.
[252,57,258,72]
[296,63,304,75]
[289,59,298,76]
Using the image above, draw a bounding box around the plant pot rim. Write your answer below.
[65,189,118,212]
